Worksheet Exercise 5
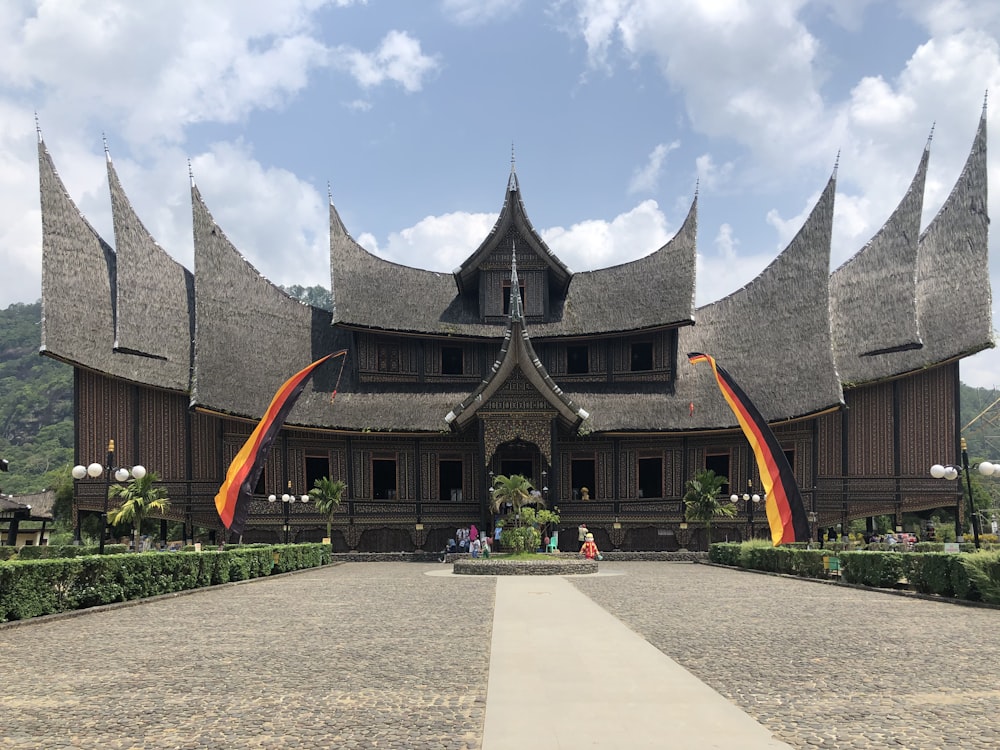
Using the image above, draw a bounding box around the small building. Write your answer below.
[0,491,55,547]
[37,109,992,551]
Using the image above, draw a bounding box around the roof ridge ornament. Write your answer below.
[508,142,517,192]
[833,149,840,179]
[926,122,935,151]
[103,133,111,163]
[35,112,42,143]
[188,158,195,188]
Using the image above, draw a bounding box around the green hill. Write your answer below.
[0,301,74,496]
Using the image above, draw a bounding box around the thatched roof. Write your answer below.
[454,166,572,295]
[830,145,926,382]
[38,110,992,434]
[38,139,183,386]
[563,174,843,432]
[107,151,194,391]
[329,174,697,337]
[832,108,993,385]
[190,184,350,425]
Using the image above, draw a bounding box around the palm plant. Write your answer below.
[108,471,170,552]
[489,473,540,522]
[309,476,347,541]
[682,469,736,548]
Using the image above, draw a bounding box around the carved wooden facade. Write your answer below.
[43,112,991,550]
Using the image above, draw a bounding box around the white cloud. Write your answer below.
[628,140,679,194]
[441,0,523,25]
[379,211,498,270]
[334,30,440,92]
[542,199,670,271]
[190,141,328,288]
[1,1,340,150]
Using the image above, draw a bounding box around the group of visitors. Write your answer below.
[442,525,492,558]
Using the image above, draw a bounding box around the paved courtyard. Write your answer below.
[1,561,997,749]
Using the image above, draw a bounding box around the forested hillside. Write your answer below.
[0,296,997,495]
[0,301,74,495]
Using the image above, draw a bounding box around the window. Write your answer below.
[373,458,397,500]
[441,346,463,375]
[571,458,596,500]
[306,454,329,489]
[638,456,662,498]
[502,282,525,315]
[567,345,589,374]
[630,342,653,371]
[439,459,463,502]
[705,453,730,496]
[377,342,400,373]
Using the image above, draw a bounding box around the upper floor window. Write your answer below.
[567,345,589,374]
[631,342,653,371]
[441,346,463,375]
[638,456,662,498]
[377,342,400,373]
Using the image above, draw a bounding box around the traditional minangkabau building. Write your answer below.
[38,108,992,551]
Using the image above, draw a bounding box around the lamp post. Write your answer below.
[269,481,309,544]
[72,439,146,554]
[730,481,763,540]
[930,437,989,550]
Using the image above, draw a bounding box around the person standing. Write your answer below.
[580,532,601,560]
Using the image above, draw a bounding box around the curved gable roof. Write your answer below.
[830,145,927,383]
[191,184,345,424]
[454,167,571,295]
[107,151,194,391]
[446,258,588,430]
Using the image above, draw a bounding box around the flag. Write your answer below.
[688,352,810,545]
[215,350,347,535]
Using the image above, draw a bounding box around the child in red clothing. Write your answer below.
[580,532,602,560]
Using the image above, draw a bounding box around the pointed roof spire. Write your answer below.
[35,112,42,143]
[103,133,111,163]
[983,89,989,113]
[508,142,518,192]
[926,122,935,150]
[327,180,333,205]
[509,242,522,322]
[188,158,195,188]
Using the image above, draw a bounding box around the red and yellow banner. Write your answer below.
[688,352,810,545]
[215,351,346,535]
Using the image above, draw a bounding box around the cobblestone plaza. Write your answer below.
[2,562,997,749]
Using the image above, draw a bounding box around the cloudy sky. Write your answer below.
[2,1,1000,386]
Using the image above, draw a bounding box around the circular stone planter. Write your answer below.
[453,556,598,575]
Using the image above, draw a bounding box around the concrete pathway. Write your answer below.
[482,574,793,750]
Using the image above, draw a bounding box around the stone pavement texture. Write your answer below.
[1,561,998,749]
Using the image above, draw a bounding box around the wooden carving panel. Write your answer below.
[897,364,957,475]
[846,382,894,476]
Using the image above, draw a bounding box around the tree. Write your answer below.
[489,473,539,518]
[108,471,170,551]
[683,469,736,548]
[309,476,347,542]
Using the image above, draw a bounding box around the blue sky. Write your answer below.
[2,1,1000,385]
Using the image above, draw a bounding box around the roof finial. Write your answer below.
[926,122,935,150]
[188,158,195,188]
[511,141,515,169]
[103,132,111,163]
[833,149,840,178]
[509,240,521,321]
[35,112,42,143]
[984,90,989,113]
[694,178,699,199]
[327,180,333,205]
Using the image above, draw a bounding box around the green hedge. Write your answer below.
[0,543,331,622]
[14,544,130,559]
[711,542,1000,605]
